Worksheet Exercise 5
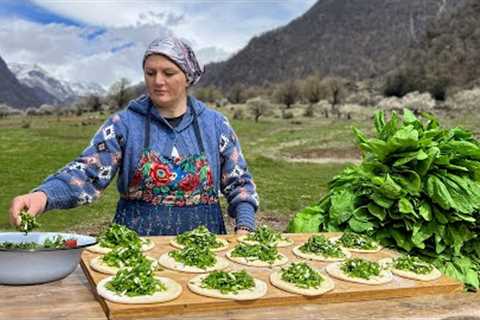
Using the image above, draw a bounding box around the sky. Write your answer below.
[0,0,316,89]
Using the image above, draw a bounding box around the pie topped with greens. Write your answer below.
[226,243,288,267]
[270,262,335,296]
[330,232,382,253]
[188,270,267,300]
[170,225,229,252]
[90,244,158,275]
[96,260,181,304]
[87,224,154,254]
[379,255,441,281]
[293,235,351,262]
[326,258,392,285]
[158,246,229,273]
[237,225,293,247]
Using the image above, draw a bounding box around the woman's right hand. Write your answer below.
[9,192,47,226]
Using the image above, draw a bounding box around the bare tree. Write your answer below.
[109,78,132,110]
[275,80,300,109]
[302,73,322,104]
[247,97,272,122]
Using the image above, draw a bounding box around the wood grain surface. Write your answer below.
[79,233,463,320]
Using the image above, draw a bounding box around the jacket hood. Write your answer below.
[127,94,206,132]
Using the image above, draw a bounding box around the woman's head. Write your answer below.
[143,35,204,109]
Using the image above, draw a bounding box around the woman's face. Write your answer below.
[144,54,188,109]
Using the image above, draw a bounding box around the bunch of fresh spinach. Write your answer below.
[289,109,480,289]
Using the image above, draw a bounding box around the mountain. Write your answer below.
[199,0,465,89]
[67,81,106,97]
[0,55,46,109]
[9,63,106,106]
[405,0,480,90]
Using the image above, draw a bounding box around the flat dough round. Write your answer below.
[329,236,382,253]
[270,269,335,296]
[326,262,392,285]
[292,245,351,262]
[158,252,229,273]
[378,258,442,281]
[237,235,293,248]
[225,249,288,267]
[170,238,229,252]
[90,256,158,275]
[87,239,154,254]
[188,274,267,300]
[97,276,182,304]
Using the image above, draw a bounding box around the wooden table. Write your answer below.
[2,233,480,320]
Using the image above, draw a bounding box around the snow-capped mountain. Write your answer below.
[67,81,106,97]
[9,63,106,105]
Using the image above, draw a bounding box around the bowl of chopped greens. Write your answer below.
[0,232,96,285]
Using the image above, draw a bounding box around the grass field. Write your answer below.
[1,106,477,234]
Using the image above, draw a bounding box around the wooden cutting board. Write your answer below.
[80,233,463,320]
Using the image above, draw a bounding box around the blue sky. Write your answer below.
[0,0,316,88]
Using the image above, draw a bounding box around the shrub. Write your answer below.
[246,97,272,122]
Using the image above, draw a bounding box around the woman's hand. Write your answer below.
[9,192,47,226]
[235,228,250,236]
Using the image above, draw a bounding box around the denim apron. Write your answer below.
[114,104,227,236]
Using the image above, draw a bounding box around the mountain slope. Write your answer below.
[0,55,45,108]
[199,0,465,89]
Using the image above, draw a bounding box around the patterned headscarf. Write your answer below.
[143,35,204,86]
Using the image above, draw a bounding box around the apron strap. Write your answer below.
[144,103,152,149]
[191,101,205,154]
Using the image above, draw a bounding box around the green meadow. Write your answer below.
[1,107,476,234]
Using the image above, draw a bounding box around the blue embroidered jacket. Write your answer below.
[35,95,258,231]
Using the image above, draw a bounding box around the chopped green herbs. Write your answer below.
[17,211,40,235]
[175,225,223,249]
[299,235,345,258]
[231,243,281,264]
[98,224,144,249]
[169,246,216,269]
[340,258,382,280]
[393,255,434,275]
[106,260,166,297]
[338,232,378,250]
[245,225,286,245]
[102,244,151,269]
[281,262,324,289]
[200,270,255,294]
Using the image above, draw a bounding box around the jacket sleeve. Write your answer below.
[34,113,127,211]
[218,116,259,231]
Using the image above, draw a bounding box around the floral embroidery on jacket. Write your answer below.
[125,150,218,206]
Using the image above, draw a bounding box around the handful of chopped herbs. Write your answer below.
[393,255,434,275]
[338,232,378,250]
[300,235,345,258]
[231,243,280,264]
[200,270,255,294]
[175,225,223,249]
[98,224,144,249]
[106,260,166,297]
[245,225,285,244]
[281,262,324,289]
[102,244,150,269]
[17,211,40,235]
[340,258,381,280]
[169,246,216,269]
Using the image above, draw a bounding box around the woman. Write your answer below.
[9,35,258,235]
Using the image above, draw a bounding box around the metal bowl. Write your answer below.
[0,232,96,285]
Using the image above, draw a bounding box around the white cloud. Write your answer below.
[2,1,316,88]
